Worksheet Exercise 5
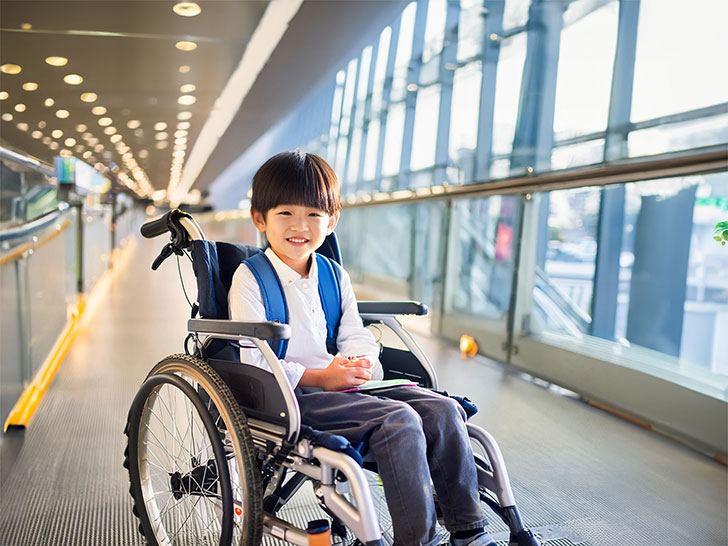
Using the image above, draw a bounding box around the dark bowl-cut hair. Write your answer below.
[251,150,341,218]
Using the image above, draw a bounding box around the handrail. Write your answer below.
[343,145,728,208]
[0,145,55,178]
[0,203,70,242]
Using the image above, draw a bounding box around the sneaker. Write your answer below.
[449,531,497,546]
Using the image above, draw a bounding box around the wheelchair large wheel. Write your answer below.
[125,355,263,546]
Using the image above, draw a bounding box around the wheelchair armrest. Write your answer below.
[357,301,428,316]
[188,318,291,341]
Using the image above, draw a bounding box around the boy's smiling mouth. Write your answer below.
[287,237,309,244]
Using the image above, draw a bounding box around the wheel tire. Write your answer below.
[125,354,263,546]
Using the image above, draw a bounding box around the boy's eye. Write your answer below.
[309,212,322,217]
[278,211,292,216]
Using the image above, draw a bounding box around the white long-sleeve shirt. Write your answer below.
[228,248,383,387]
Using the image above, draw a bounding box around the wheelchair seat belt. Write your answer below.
[243,252,342,359]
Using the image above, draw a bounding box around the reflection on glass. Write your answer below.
[628,113,728,158]
[553,1,618,139]
[335,58,359,175]
[449,61,482,178]
[410,85,441,171]
[371,27,392,115]
[451,195,520,317]
[363,119,381,182]
[550,139,604,170]
[532,173,728,397]
[631,0,728,122]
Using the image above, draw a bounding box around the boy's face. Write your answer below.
[251,204,339,275]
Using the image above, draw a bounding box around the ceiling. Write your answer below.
[0,1,407,200]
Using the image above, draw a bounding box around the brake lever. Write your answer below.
[152,243,175,270]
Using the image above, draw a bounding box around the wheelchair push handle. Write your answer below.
[140,212,172,238]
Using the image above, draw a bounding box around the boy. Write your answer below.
[229,150,495,546]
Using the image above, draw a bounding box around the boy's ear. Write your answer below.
[326,211,340,235]
[251,209,266,232]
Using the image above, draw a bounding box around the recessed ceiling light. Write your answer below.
[45,56,68,67]
[98,117,112,126]
[44,98,54,107]
[80,92,97,102]
[75,124,87,132]
[51,129,63,138]
[177,111,192,121]
[55,109,70,118]
[155,132,168,140]
[173,150,186,158]
[75,145,85,153]
[49,141,59,150]
[31,130,43,139]
[175,137,187,145]
[178,95,196,105]
[83,151,92,159]
[176,121,190,130]
[153,122,167,131]
[20,23,32,30]
[134,128,143,137]
[88,137,98,145]
[174,144,186,151]
[64,74,83,85]
[179,65,190,73]
[138,149,149,159]
[59,149,72,157]
[180,84,196,93]
[38,121,47,128]
[110,134,122,143]
[14,103,26,112]
[82,132,92,139]
[92,106,107,115]
[173,2,201,17]
[2,113,13,122]
[174,130,188,138]
[175,41,197,52]
[1,64,22,74]
[64,137,76,146]
[0,91,7,100]
[22,82,38,91]
[42,136,51,144]
[155,141,168,150]
[94,144,104,152]
[127,119,141,129]
[122,152,133,161]
[103,126,116,135]
[16,122,29,131]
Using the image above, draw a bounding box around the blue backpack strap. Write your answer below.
[315,253,342,355]
[243,252,289,359]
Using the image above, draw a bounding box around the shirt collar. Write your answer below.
[264,247,318,286]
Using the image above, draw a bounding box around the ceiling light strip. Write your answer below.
[167,0,303,206]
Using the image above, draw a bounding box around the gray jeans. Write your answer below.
[297,387,487,546]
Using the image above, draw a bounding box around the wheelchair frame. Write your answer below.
[125,210,540,546]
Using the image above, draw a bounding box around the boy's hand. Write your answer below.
[318,356,372,391]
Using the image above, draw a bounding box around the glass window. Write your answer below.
[328,70,346,160]
[391,2,418,102]
[410,84,441,171]
[422,0,447,64]
[490,33,527,170]
[448,61,482,176]
[550,139,605,170]
[530,173,728,399]
[553,1,618,139]
[628,113,728,158]
[335,58,359,175]
[457,0,485,62]
[362,119,381,182]
[449,195,521,317]
[502,0,531,30]
[631,0,728,123]
[382,102,406,176]
[371,27,392,116]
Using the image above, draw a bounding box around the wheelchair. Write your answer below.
[124,209,541,546]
